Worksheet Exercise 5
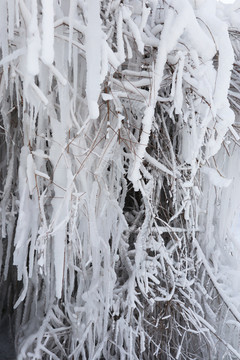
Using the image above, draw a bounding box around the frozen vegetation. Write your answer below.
[0,0,240,359]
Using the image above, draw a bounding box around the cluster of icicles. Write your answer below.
[0,0,240,359]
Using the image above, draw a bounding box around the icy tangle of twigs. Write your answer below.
[1,0,240,359]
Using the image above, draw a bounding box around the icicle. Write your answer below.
[122,6,144,54]
[49,117,69,298]
[174,52,185,114]
[27,154,36,195]
[116,9,125,63]
[85,0,102,119]
[19,0,41,76]
[7,0,15,40]
[1,153,14,238]
[0,0,9,85]
[41,0,54,65]
[14,266,29,309]
[68,0,77,65]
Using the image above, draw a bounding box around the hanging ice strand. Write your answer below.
[85,0,102,119]
[41,0,54,65]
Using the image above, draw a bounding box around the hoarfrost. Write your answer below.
[0,1,240,359]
